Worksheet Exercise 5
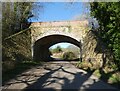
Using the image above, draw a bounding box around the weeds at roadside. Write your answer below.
[76,61,120,89]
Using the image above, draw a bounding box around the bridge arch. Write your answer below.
[33,34,82,61]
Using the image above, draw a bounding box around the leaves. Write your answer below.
[2,2,33,39]
[90,2,120,69]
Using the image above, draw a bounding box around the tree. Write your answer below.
[90,2,120,70]
[56,46,62,53]
[50,46,63,53]
[2,2,33,39]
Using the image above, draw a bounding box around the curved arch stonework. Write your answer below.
[33,35,81,61]
[30,20,89,61]
[31,20,89,44]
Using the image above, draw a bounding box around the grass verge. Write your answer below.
[75,61,120,90]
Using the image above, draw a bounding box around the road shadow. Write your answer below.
[22,64,118,91]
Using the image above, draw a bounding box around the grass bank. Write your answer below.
[75,61,120,90]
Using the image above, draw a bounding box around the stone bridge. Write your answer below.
[30,20,89,61]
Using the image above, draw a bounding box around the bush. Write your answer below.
[90,2,120,70]
[63,51,76,60]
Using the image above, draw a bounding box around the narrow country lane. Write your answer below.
[2,61,118,91]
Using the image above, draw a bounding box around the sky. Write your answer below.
[29,2,89,48]
[29,2,89,22]
[49,42,76,49]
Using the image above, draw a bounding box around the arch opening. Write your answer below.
[49,42,80,61]
[33,34,82,61]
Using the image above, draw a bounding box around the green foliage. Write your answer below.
[90,2,120,70]
[63,51,76,60]
[2,2,33,39]
[109,73,120,84]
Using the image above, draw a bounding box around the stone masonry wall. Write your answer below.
[82,30,114,69]
[30,20,89,45]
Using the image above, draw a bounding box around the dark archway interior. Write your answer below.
[33,34,81,61]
